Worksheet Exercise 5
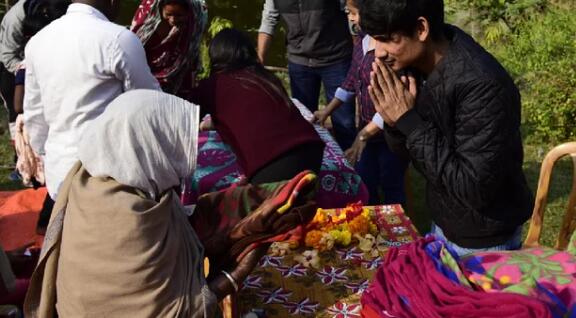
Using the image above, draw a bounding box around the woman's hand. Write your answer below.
[199,117,214,131]
[208,244,269,300]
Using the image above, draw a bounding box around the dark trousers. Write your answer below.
[288,60,356,151]
[355,139,408,205]
[0,63,17,123]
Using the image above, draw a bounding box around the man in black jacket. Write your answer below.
[360,0,533,255]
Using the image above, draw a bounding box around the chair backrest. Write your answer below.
[524,142,576,249]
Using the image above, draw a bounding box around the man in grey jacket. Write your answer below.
[258,0,355,150]
[0,0,28,138]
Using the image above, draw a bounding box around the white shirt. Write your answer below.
[23,3,160,199]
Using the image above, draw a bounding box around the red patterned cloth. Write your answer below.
[130,0,207,96]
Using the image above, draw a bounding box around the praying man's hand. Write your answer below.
[368,60,417,127]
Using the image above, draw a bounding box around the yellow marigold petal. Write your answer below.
[499,275,511,285]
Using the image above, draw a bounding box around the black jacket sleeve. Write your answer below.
[382,124,410,162]
[395,79,519,211]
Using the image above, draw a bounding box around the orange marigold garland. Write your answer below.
[302,201,378,252]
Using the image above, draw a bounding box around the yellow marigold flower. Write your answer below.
[311,209,327,226]
[499,275,511,285]
[361,207,372,218]
[328,229,343,242]
[340,230,352,246]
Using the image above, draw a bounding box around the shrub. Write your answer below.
[485,8,576,143]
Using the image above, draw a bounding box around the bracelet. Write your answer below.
[221,270,239,293]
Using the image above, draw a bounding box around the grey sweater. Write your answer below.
[259,0,352,67]
[0,0,26,73]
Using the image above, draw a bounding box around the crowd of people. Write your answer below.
[0,0,537,316]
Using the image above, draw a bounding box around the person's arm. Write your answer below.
[14,84,24,114]
[13,68,25,114]
[208,245,268,301]
[373,113,411,161]
[370,59,521,210]
[257,0,279,64]
[396,79,517,210]
[344,120,381,165]
[113,30,161,91]
[0,2,26,73]
[23,55,48,155]
[312,47,360,125]
[311,97,342,126]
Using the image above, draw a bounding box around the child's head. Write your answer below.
[209,28,259,73]
[346,0,361,28]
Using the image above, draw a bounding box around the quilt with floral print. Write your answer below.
[236,205,420,317]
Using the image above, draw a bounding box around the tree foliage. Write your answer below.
[446,1,576,144]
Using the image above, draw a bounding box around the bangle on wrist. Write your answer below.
[359,134,368,142]
[221,270,239,293]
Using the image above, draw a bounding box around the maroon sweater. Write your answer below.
[192,70,323,178]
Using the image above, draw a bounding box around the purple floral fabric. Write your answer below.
[181,102,369,208]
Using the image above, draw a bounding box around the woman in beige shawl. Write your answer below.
[24,89,265,318]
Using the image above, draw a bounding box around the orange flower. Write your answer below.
[305,230,325,249]
[348,215,371,235]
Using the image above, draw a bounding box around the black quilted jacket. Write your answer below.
[386,25,534,248]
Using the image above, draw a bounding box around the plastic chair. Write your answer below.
[524,142,576,249]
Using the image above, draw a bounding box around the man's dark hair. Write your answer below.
[360,0,445,40]
[23,0,71,38]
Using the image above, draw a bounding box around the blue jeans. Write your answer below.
[288,60,356,150]
[430,223,523,257]
[355,140,408,205]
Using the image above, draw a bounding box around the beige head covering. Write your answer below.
[78,89,199,199]
[24,90,216,318]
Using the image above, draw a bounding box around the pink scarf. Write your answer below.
[361,237,552,318]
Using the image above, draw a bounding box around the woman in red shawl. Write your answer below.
[131,0,207,98]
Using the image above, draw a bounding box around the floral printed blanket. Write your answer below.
[181,101,369,208]
[237,205,419,317]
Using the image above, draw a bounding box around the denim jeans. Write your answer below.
[288,60,356,150]
[355,139,408,205]
[430,223,523,257]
